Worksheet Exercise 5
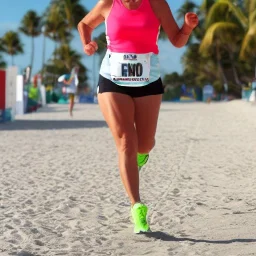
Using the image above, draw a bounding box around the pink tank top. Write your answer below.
[105,0,160,54]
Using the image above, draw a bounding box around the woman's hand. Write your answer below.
[84,41,98,56]
[185,12,199,30]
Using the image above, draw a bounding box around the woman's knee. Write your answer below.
[116,132,138,156]
[138,138,155,154]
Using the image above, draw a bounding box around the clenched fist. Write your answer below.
[185,12,199,30]
[84,41,98,56]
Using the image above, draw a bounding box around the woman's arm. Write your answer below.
[152,0,199,48]
[77,0,112,55]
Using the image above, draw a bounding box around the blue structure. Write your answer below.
[203,85,214,102]
[79,94,95,104]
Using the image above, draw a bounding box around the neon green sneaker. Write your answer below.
[137,153,149,171]
[131,203,150,234]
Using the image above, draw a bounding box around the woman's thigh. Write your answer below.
[98,92,138,151]
[134,95,162,152]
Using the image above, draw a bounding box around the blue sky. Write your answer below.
[0,0,200,87]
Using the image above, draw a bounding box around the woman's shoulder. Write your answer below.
[150,0,170,10]
[150,0,171,19]
[95,0,113,16]
[97,0,113,8]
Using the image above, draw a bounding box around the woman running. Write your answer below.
[78,0,198,233]
[58,66,79,117]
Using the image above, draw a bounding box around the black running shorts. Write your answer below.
[97,75,164,98]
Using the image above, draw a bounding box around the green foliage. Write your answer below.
[44,43,88,86]
[0,31,23,65]
[0,0,88,87]
[19,10,41,76]
[163,0,256,98]
[19,10,41,37]
[0,55,6,68]
[49,0,88,30]
[40,0,88,85]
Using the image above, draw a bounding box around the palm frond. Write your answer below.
[206,0,247,29]
[200,22,238,54]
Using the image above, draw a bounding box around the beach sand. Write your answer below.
[1,100,256,256]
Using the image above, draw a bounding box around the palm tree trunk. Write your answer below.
[30,36,34,78]
[41,34,46,83]
[11,55,14,66]
[54,41,58,62]
[229,51,242,86]
[216,43,228,85]
[54,39,59,85]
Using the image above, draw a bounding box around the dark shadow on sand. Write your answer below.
[144,231,256,244]
[37,106,85,114]
[0,119,108,131]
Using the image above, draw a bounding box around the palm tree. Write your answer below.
[49,0,88,31]
[199,1,243,86]
[44,44,87,85]
[53,44,82,71]
[200,22,239,86]
[1,31,23,65]
[19,10,41,76]
[41,0,88,85]
[200,0,256,79]
[200,0,216,15]
[62,0,88,30]
[182,43,219,86]
[43,4,72,58]
[94,32,108,57]
[239,0,256,77]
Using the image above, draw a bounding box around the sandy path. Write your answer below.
[1,101,256,256]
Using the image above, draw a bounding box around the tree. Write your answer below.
[49,0,88,31]
[94,32,108,57]
[53,44,82,71]
[239,0,256,77]
[200,0,256,81]
[43,3,72,61]
[1,31,23,65]
[200,0,216,15]
[43,4,71,42]
[0,55,6,68]
[44,44,87,86]
[40,0,89,86]
[0,44,6,68]
[19,10,41,76]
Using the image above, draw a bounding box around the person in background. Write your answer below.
[58,66,79,116]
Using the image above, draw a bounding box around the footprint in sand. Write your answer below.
[172,188,180,196]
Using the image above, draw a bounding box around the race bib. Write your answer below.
[109,53,151,86]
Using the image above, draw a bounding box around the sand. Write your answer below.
[1,100,256,256]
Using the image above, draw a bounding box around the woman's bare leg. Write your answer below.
[98,92,140,205]
[69,94,75,116]
[134,95,162,154]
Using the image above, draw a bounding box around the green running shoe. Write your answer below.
[137,153,149,171]
[131,203,150,234]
